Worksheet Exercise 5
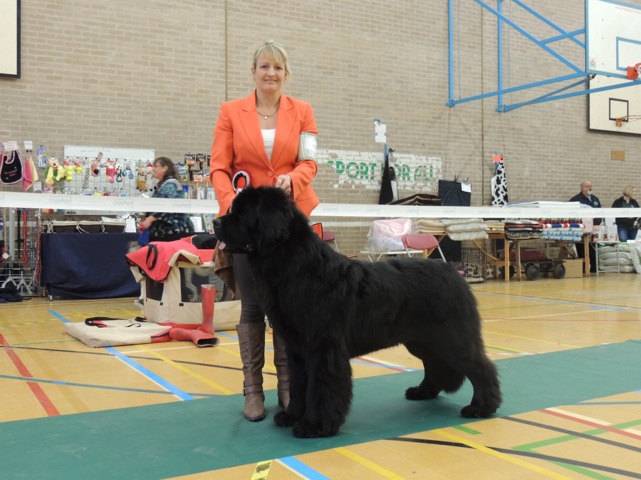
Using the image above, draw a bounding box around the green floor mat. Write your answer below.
[2,341,639,480]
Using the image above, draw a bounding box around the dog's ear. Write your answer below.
[255,190,294,255]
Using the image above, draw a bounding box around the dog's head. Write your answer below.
[213,186,297,256]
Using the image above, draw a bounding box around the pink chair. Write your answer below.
[402,233,446,261]
[312,223,340,252]
[322,230,339,252]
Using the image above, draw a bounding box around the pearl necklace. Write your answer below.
[256,105,279,119]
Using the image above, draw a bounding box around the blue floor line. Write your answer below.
[52,309,194,401]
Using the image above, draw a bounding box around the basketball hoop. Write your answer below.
[626,63,641,80]
[614,115,641,127]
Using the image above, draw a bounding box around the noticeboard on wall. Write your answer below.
[0,0,20,78]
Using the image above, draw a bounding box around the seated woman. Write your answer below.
[611,185,640,242]
[139,157,194,242]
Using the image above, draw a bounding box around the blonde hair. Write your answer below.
[252,41,291,77]
[623,185,636,197]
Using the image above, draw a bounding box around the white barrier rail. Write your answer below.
[0,191,636,219]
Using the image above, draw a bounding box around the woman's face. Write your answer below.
[252,53,287,95]
[152,162,168,180]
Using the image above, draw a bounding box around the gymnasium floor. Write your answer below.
[1,274,640,479]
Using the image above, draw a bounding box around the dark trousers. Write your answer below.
[576,242,597,273]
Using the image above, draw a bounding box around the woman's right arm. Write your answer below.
[210,103,236,215]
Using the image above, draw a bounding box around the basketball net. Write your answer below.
[615,114,641,127]
[626,62,641,80]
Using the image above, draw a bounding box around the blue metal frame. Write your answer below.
[447,0,641,112]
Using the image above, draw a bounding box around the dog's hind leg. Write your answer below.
[404,351,465,401]
[460,356,502,418]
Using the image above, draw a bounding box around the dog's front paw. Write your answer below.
[405,385,440,400]
[292,421,339,438]
[274,410,298,428]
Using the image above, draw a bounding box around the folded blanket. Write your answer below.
[127,239,213,283]
[442,218,482,226]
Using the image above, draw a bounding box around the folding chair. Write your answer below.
[401,233,446,261]
[321,230,339,252]
[311,223,340,252]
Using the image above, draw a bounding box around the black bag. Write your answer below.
[438,178,471,207]
[0,150,24,185]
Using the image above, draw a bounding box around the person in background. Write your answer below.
[210,40,319,422]
[569,180,601,272]
[611,185,640,242]
[139,156,194,241]
[569,180,602,221]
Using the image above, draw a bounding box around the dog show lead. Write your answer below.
[210,40,320,422]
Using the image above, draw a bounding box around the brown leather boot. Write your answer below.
[236,323,266,421]
[272,330,290,410]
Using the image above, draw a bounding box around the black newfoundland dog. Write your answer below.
[213,186,501,438]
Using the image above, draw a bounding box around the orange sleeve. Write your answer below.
[210,103,236,216]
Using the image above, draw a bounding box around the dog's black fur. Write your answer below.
[213,186,501,438]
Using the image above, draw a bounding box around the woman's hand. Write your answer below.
[275,174,292,195]
[140,216,155,230]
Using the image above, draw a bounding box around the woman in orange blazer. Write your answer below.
[210,40,319,422]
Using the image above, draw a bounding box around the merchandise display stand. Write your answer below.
[0,208,40,296]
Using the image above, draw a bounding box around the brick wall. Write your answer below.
[2,0,641,257]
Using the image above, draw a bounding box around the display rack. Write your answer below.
[0,207,41,296]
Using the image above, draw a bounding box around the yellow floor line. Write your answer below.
[492,309,604,322]
[484,344,527,354]
[434,429,574,480]
[138,344,234,394]
[216,345,276,373]
[334,446,406,480]
[250,460,272,480]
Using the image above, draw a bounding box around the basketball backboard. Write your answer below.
[0,0,20,77]
[586,0,641,78]
[589,74,641,134]
[448,0,641,112]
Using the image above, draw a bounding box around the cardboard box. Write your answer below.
[563,259,584,278]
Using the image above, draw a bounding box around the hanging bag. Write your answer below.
[0,150,24,184]
[438,177,471,207]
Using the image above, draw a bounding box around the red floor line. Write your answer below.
[541,408,641,441]
[0,334,60,417]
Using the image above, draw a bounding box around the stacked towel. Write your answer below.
[504,219,543,240]
[537,218,584,242]
[442,218,488,241]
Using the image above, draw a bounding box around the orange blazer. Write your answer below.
[210,92,319,217]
